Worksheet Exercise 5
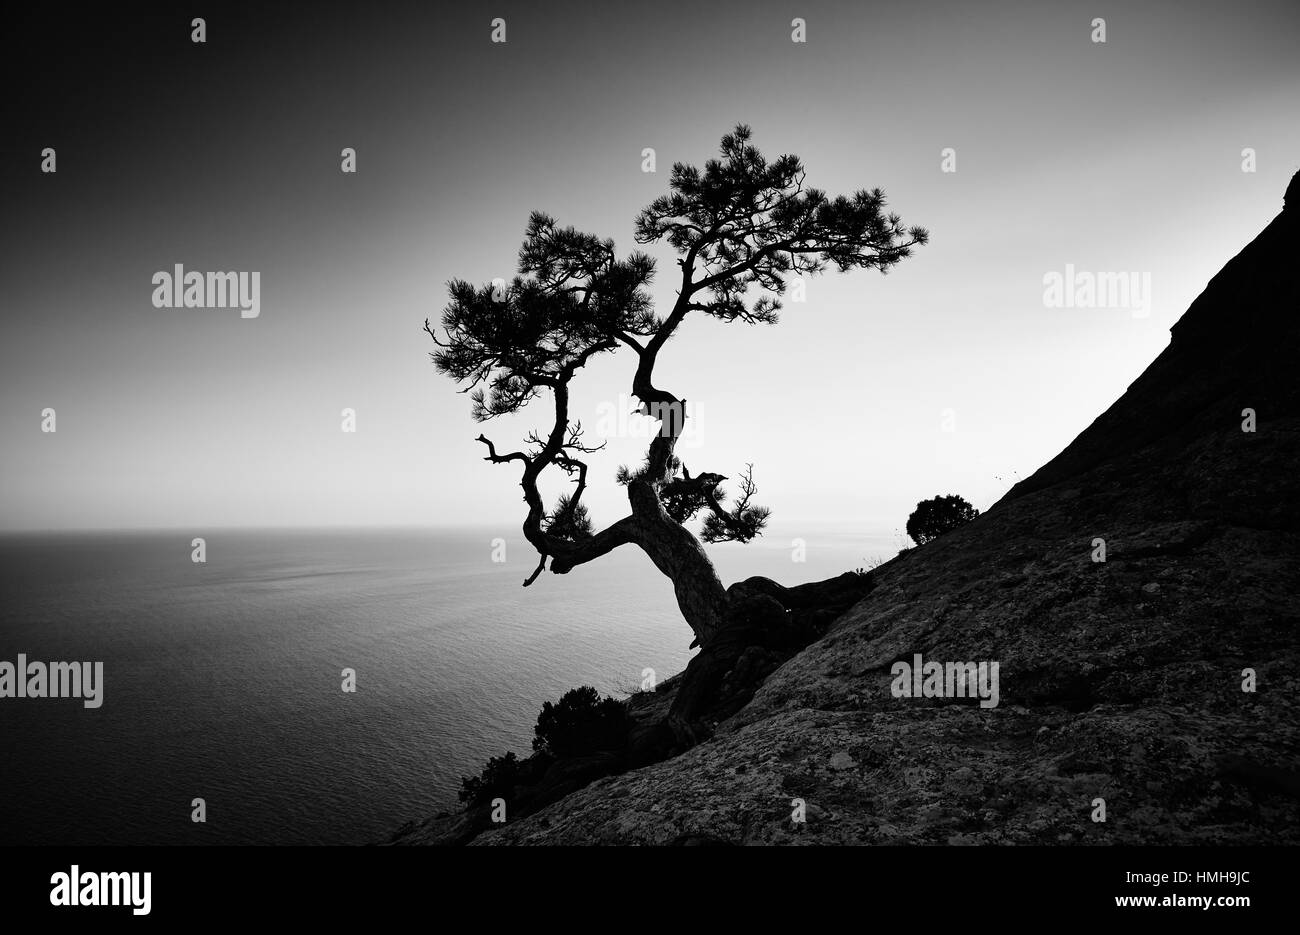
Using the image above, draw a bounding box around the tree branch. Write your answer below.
[476,435,530,466]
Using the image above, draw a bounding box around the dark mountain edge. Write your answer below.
[391,172,1300,845]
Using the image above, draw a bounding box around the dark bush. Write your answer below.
[533,686,630,757]
[458,752,521,806]
[906,494,979,546]
[458,686,629,806]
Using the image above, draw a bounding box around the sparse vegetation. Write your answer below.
[458,685,630,806]
[458,752,522,806]
[854,555,887,575]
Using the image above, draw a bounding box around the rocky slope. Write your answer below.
[405,174,1300,845]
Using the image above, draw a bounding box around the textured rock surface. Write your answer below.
[408,177,1300,845]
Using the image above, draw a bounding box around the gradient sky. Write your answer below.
[2,0,1298,540]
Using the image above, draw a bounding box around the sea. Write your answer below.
[0,526,893,844]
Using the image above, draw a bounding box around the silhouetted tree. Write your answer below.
[430,125,927,649]
[532,686,629,758]
[458,751,520,806]
[906,494,979,545]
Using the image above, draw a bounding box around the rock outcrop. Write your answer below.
[407,174,1300,845]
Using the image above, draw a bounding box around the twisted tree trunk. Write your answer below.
[626,483,728,649]
[547,471,728,648]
